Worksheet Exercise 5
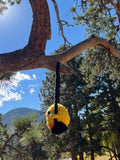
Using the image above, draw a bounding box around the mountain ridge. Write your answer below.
[2,107,44,129]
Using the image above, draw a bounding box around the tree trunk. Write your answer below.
[108,79,120,159]
[72,155,77,160]
[72,154,77,160]
[118,153,120,160]
[80,152,84,160]
[91,149,94,160]
[0,155,4,160]
[32,151,36,160]
[71,150,77,160]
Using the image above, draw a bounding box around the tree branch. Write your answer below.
[0,36,120,74]
[0,0,120,75]
[98,146,118,159]
[0,133,17,155]
[6,144,37,155]
[6,144,29,154]
[45,35,120,62]
[0,128,27,156]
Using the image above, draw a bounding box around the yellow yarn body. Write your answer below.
[45,103,70,130]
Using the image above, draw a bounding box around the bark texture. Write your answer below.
[0,0,120,74]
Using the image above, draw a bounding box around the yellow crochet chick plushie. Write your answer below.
[45,103,70,134]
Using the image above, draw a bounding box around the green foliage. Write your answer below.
[12,114,37,133]
[0,72,17,88]
[83,104,104,154]
[10,114,48,160]
[0,114,9,143]
[71,1,119,39]
[0,114,10,159]
[80,46,120,85]
[0,72,16,81]
[93,74,120,155]
[71,0,120,84]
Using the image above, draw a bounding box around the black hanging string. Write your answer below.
[53,62,68,134]
[54,62,60,114]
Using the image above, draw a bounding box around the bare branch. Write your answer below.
[6,144,37,155]
[0,133,17,155]
[6,144,29,154]
[99,146,118,159]
[109,0,120,15]
[51,0,71,45]
[0,128,27,156]
[60,20,74,27]
[107,0,120,23]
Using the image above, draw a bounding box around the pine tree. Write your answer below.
[91,74,120,159]
[11,114,48,160]
[0,114,10,159]
[71,0,120,80]
[70,1,120,159]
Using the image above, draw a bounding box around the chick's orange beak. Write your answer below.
[48,123,54,130]
[45,111,54,130]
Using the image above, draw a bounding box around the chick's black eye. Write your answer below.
[48,111,51,115]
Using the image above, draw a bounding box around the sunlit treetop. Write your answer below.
[7,0,21,5]
[0,0,21,14]
[0,0,7,14]
[71,0,120,40]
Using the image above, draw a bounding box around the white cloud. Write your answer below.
[20,90,25,94]
[28,83,39,95]
[10,72,31,87]
[28,84,36,88]
[29,88,35,95]
[0,100,3,107]
[0,89,22,107]
[32,74,37,80]
[0,72,33,107]
[28,84,36,95]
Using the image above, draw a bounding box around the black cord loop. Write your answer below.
[55,62,60,114]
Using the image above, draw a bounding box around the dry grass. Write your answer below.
[86,154,116,160]
[61,152,116,160]
[98,155,110,160]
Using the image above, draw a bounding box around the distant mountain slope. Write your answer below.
[2,107,44,130]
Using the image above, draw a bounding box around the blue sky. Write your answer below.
[0,0,85,114]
